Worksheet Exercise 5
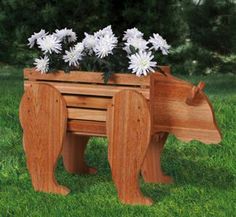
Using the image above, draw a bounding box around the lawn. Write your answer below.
[0,65,235,217]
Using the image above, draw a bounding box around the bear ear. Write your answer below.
[186,81,205,105]
[197,81,205,91]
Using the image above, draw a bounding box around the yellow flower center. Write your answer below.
[140,59,148,67]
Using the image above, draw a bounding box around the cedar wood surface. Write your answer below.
[63,134,97,175]
[19,83,70,195]
[106,90,153,205]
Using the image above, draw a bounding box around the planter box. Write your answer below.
[20,66,221,205]
[23,66,170,137]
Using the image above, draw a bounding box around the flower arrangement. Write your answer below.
[28,26,170,82]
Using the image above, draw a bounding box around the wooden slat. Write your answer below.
[67,120,106,136]
[63,95,111,109]
[24,81,150,99]
[68,108,106,122]
[23,66,170,86]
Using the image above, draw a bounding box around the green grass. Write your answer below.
[0,65,235,217]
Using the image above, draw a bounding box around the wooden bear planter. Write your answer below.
[19,67,222,205]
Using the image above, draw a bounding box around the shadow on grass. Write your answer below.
[53,136,235,201]
[55,154,113,195]
[164,151,236,190]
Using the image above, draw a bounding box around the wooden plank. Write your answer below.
[68,108,106,122]
[19,83,69,195]
[24,66,170,86]
[67,120,106,136]
[107,90,152,205]
[24,81,150,99]
[63,95,111,109]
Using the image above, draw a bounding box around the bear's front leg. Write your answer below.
[19,83,69,195]
[107,90,152,205]
[141,133,173,184]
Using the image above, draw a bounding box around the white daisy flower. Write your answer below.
[63,47,82,67]
[27,29,48,48]
[94,25,113,38]
[124,37,148,54]
[74,42,84,53]
[82,33,98,53]
[34,56,49,74]
[37,35,62,54]
[93,34,118,58]
[149,33,171,55]
[54,28,77,42]
[192,0,204,5]
[128,51,157,76]
[123,27,143,41]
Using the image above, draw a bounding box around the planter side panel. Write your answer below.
[23,68,170,137]
[24,66,170,86]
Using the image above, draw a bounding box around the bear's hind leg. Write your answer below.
[62,134,97,175]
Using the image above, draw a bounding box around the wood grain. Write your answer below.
[150,73,222,144]
[141,133,173,183]
[19,83,69,195]
[62,134,97,174]
[68,108,106,122]
[24,81,150,99]
[107,90,152,205]
[64,95,111,109]
[67,120,106,136]
[24,66,170,86]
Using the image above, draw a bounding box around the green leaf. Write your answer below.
[102,71,114,84]
[129,45,137,54]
